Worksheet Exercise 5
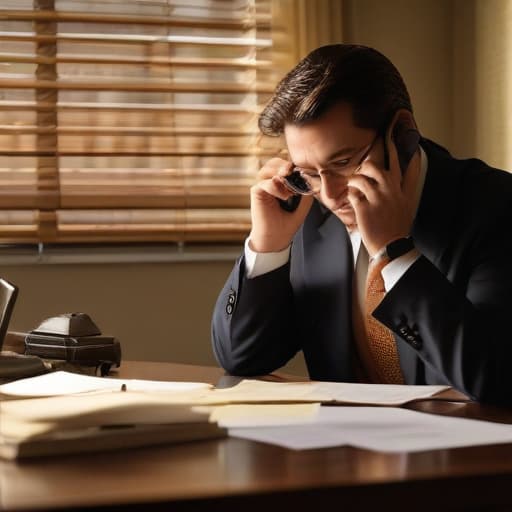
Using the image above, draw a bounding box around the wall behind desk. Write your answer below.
[1,260,309,375]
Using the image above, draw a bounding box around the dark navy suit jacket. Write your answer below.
[212,139,512,405]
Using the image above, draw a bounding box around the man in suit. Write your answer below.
[211,44,512,405]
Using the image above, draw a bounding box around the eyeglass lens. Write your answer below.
[283,171,315,195]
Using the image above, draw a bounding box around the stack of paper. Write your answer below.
[0,372,226,460]
[0,391,226,460]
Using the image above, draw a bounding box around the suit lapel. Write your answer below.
[292,202,355,381]
[396,139,461,383]
[412,138,460,267]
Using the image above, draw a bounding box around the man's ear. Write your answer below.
[385,109,420,173]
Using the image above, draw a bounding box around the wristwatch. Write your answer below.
[385,237,415,261]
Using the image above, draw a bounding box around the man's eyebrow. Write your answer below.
[325,147,357,162]
[291,146,359,170]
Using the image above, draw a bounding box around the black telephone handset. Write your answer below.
[278,195,301,212]
[385,118,421,174]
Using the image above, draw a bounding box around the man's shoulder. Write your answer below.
[422,137,512,189]
[421,138,512,227]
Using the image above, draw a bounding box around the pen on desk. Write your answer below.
[120,383,127,392]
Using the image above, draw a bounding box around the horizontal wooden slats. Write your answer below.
[0,167,257,179]
[0,10,271,30]
[0,0,280,245]
[0,78,275,94]
[0,169,256,208]
[57,195,250,209]
[0,219,251,244]
[0,101,262,113]
[54,209,252,243]
[0,53,272,69]
[50,230,249,243]
[0,197,251,211]
[0,32,272,47]
[0,210,38,224]
[57,209,251,224]
[0,126,260,136]
[1,150,273,157]
[0,191,59,209]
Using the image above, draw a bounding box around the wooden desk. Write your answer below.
[2,361,512,512]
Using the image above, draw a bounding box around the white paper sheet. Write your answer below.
[0,372,449,406]
[0,371,211,397]
[209,379,450,406]
[229,406,512,452]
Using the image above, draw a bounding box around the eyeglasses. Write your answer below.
[283,135,379,196]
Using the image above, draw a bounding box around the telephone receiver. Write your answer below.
[278,195,301,212]
[24,312,121,375]
[384,110,421,174]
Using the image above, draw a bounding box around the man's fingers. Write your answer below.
[347,184,367,207]
[256,175,294,201]
[347,174,380,203]
[257,157,293,180]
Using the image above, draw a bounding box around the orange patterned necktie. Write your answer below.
[365,257,404,384]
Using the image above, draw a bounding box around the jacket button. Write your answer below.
[226,290,236,315]
[411,337,423,349]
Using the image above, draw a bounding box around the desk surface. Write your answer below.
[2,361,512,512]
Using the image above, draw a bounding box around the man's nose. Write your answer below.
[321,175,346,201]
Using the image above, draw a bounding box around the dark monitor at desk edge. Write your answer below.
[0,278,18,351]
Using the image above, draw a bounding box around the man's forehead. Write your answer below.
[283,103,363,144]
[284,114,372,166]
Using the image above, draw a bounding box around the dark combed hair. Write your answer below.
[258,44,412,136]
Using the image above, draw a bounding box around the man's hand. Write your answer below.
[346,132,416,257]
[249,157,313,253]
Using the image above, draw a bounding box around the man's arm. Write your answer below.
[212,152,313,376]
[374,223,512,405]
[211,254,302,376]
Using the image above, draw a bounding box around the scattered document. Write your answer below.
[229,406,512,452]
[4,372,499,458]
[0,370,211,397]
[205,379,450,406]
[0,372,449,406]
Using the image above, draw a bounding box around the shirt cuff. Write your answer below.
[244,237,291,278]
[381,249,420,291]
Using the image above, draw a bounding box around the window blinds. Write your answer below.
[0,0,282,244]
